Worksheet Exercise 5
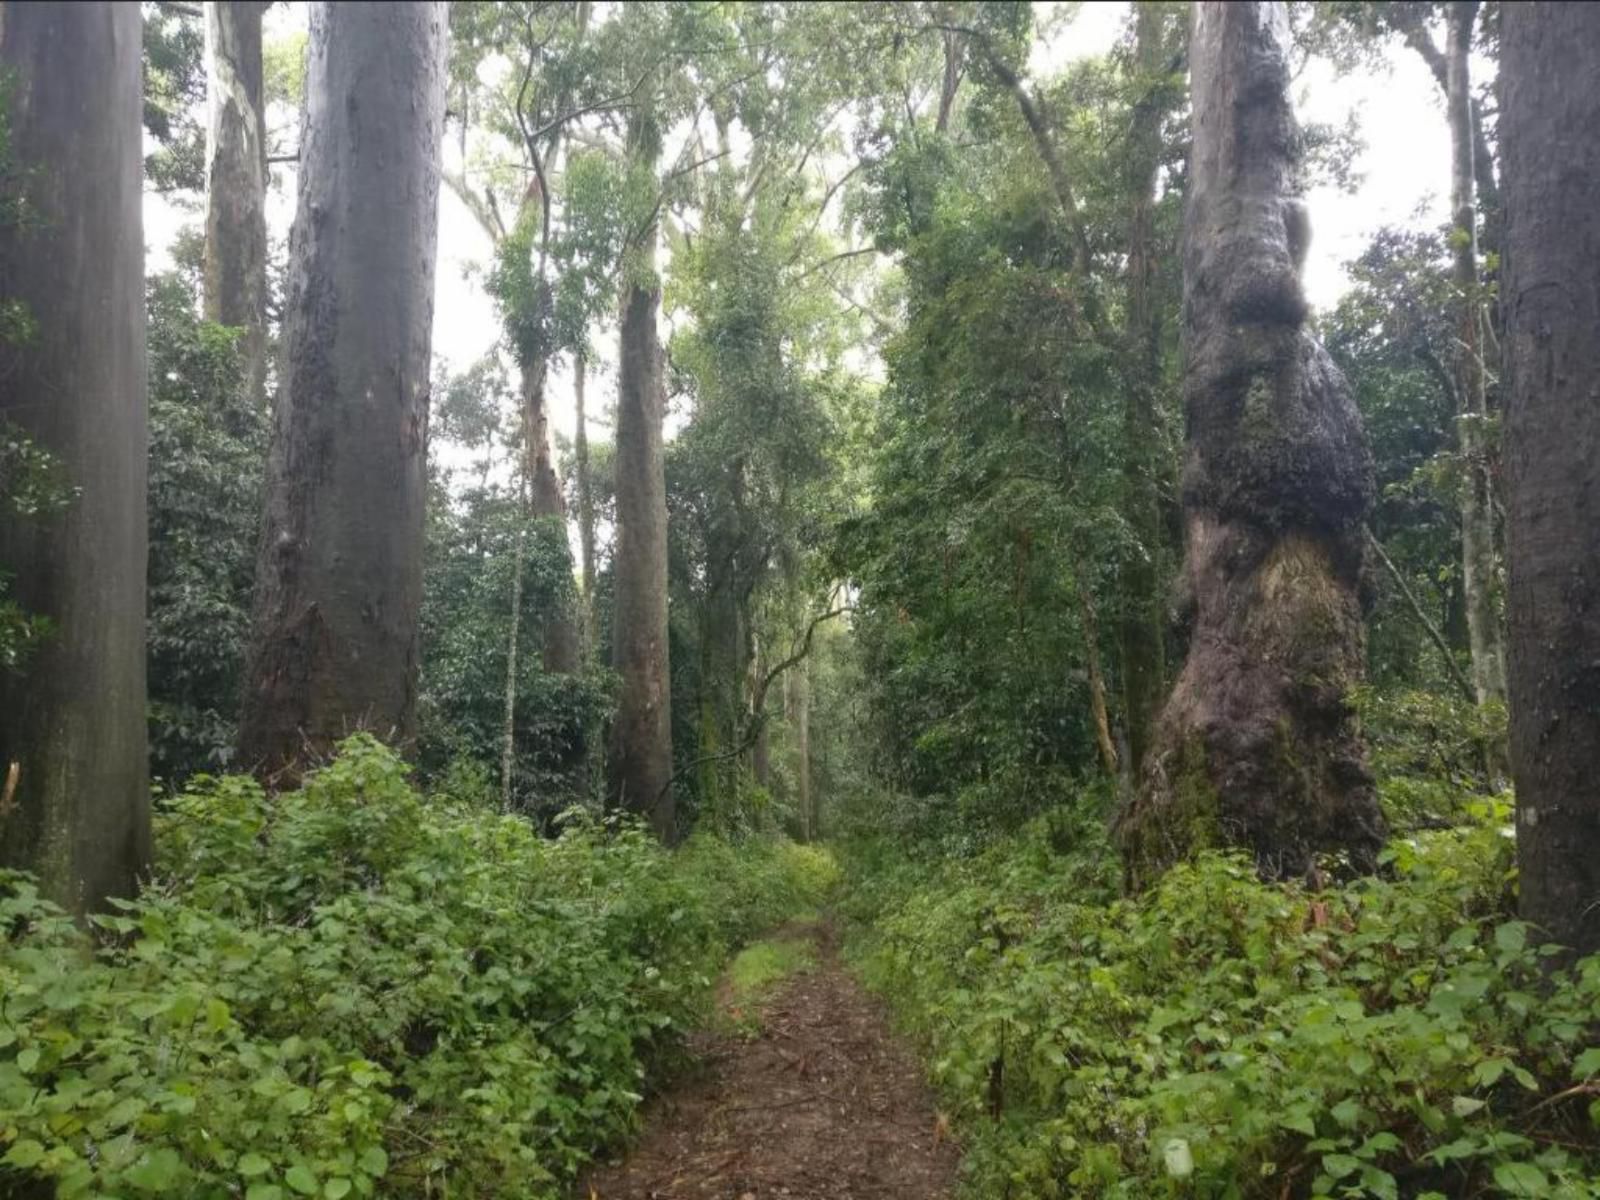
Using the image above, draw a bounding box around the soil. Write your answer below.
[576,921,960,1200]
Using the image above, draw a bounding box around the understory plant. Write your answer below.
[0,736,835,1198]
[844,800,1600,1198]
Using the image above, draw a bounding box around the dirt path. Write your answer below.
[577,922,960,1200]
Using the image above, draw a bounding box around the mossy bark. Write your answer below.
[1116,1,1386,887]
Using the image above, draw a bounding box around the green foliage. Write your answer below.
[141,2,206,194]
[419,450,611,817]
[1356,685,1508,827]
[0,737,836,1198]
[844,797,1600,1198]
[0,420,75,672]
[145,269,267,783]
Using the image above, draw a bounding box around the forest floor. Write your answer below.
[576,920,960,1200]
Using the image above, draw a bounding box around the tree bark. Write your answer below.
[574,351,597,660]
[1501,0,1600,960]
[1445,1,1508,747]
[0,1,149,916]
[523,358,579,672]
[203,0,268,410]
[1115,0,1385,887]
[1119,0,1171,779]
[236,1,448,781]
[499,480,527,812]
[606,110,674,841]
[794,655,812,839]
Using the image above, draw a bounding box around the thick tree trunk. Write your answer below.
[0,1,149,916]
[1115,1,1385,887]
[236,1,447,781]
[1446,1,1508,744]
[1119,0,1171,778]
[606,114,674,841]
[1501,0,1600,960]
[522,359,579,673]
[574,352,598,660]
[203,0,268,410]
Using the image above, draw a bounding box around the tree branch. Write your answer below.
[1365,526,1476,702]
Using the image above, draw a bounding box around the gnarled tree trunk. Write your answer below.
[1116,0,1385,886]
[1501,0,1600,960]
[606,109,674,841]
[203,0,268,410]
[0,1,149,916]
[236,0,448,781]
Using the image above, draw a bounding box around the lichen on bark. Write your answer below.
[1115,0,1386,887]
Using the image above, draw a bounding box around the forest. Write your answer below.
[1,0,1599,1196]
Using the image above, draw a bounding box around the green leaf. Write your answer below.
[238,1153,272,1178]
[1161,1137,1193,1179]
[1573,1047,1600,1080]
[1492,1161,1550,1197]
[1451,1095,1487,1117]
[357,1147,388,1177]
[3,1139,46,1169]
[324,1179,352,1200]
[285,1165,319,1196]
[15,1046,39,1073]
[246,1185,285,1200]
[1322,1154,1360,1180]
[1493,921,1527,954]
[124,1147,184,1192]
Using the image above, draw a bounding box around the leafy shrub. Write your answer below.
[0,736,834,1198]
[844,800,1600,1198]
[1355,686,1509,828]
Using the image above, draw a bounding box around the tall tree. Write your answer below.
[236,1,448,780]
[1116,0,1386,885]
[607,89,674,840]
[1119,1,1182,776]
[203,0,269,410]
[0,1,149,914]
[1501,0,1600,959]
[1444,0,1507,736]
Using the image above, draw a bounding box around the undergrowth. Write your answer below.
[841,799,1600,1199]
[0,735,837,1199]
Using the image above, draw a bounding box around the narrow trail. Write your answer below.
[578,921,960,1200]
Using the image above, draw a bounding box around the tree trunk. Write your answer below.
[1119,0,1171,779]
[499,481,527,812]
[236,1,448,781]
[606,111,674,841]
[0,1,149,916]
[1115,0,1385,887]
[574,351,598,660]
[1445,1,1508,758]
[751,635,772,789]
[1078,582,1120,782]
[1501,0,1600,960]
[203,0,268,410]
[522,358,579,673]
[794,655,812,839]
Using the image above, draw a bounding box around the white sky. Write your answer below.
[146,2,1455,467]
